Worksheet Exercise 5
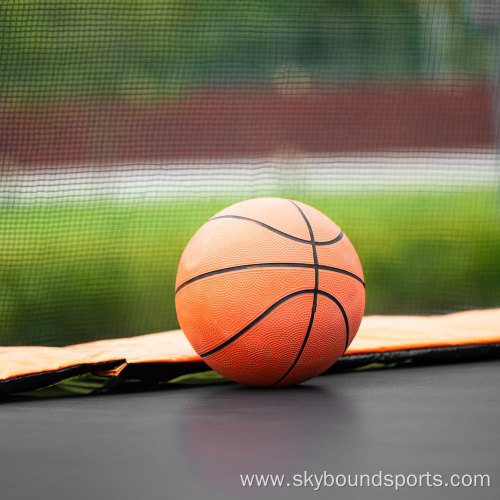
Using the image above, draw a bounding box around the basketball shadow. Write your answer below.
[178,382,357,495]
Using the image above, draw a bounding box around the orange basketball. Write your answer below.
[175,198,365,387]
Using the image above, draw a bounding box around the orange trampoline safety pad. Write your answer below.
[1,308,499,395]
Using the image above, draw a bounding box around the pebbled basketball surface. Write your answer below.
[175,198,365,386]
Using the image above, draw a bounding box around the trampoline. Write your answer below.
[1,361,499,500]
[1,1,499,498]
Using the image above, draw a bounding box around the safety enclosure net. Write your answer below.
[0,1,499,346]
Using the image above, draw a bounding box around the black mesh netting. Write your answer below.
[0,1,499,346]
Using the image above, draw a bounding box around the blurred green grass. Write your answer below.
[0,0,488,102]
[1,190,499,346]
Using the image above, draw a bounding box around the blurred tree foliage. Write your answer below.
[0,0,490,101]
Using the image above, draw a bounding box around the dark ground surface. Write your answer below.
[1,360,499,500]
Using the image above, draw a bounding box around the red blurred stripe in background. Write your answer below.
[1,83,494,166]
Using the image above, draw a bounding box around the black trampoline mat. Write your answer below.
[1,360,499,500]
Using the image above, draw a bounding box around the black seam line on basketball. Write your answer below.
[199,289,315,358]
[316,290,350,353]
[175,262,365,294]
[267,289,349,387]
[269,201,319,387]
[198,289,349,360]
[209,215,344,246]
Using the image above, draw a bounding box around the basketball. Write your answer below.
[175,198,365,387]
